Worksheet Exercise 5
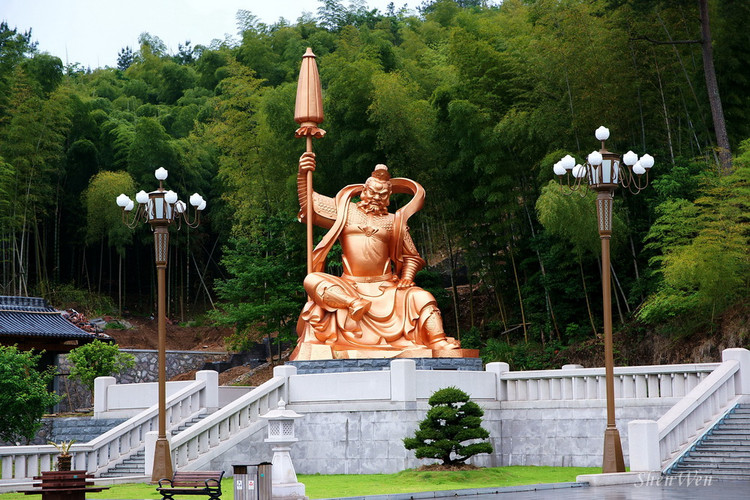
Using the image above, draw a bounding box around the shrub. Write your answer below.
[67,340,136,393]
[403,387,493,466]
[0,346,61,443]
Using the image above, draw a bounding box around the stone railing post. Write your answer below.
[628,420,660,471]
[93,376,116,418]
[722,348,750,394]
[485,362,510,401]
[273,365,297,404]
[144,431,158,475]
[390,359,417,403]
[195,370,219,412]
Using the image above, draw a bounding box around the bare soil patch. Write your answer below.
[105,316,231,352]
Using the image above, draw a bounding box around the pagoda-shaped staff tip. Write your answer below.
[295,44,325,130]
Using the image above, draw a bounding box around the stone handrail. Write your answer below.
[656,359,740,466]
[628,348,749,471]
[499,363,719,402]
[0,376,208,481]
[168,372,287,471]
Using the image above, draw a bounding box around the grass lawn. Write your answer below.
[0,466,600,500]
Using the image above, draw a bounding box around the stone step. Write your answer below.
[672,462,750,472]
[690,445,750,454]
[170,414,208,436]
[685,450,750,458]
[712,420,750,427]
[120,457,146,465]
[705,424,750,431]
[699,436,750,445]
[681,455,750,464]
[667,471,750,482]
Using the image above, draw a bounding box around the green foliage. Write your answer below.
[0,346,60,443]
[45,283,116,316]
[403,386,493,465]
[83,170,136,255]
[480,338,562,371]
[48,439,76,456]
[67,340,136,393]
[211,212,305,352]
[639,160,750,327]
[1,1,749,355]
[459,326,482,349]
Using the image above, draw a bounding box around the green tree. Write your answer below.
[639,153,749,327]
[403,386,493,466]
[211,212,304,361]
[0,346,60,443]
[67,340,135,393]
[84,170,136,254]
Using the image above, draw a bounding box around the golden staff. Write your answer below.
[294,47,325,274]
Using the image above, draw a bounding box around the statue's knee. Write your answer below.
[303,273,326,296]
[411,289,438,312]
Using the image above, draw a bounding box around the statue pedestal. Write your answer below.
[288,355,482,374]
[291,342,479,361]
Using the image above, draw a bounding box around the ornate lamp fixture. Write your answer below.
[116,167,205,481]
[553,127,654,473]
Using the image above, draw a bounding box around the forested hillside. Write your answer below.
[1,0,747,367]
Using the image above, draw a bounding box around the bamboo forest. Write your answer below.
[1,0,748,367]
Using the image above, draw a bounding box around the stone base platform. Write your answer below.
[290,342,479,361]
[287,357,483,374]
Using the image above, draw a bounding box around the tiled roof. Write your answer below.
[0,296,95,339]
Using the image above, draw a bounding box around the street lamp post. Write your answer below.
[553,127,653,473]
[116,168,206,481]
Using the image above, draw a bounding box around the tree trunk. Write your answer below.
[118,253,122,316]
[442,219,461,336]
[523,201,560,340]
[509,246,527,343]
[579,253,597,336]
[654,57,675,164]
[699,0,732,174]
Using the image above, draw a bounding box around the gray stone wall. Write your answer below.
[289,358,483,374]
[206,400,675,475]
[1,417,126,446]
[54,349,226,411]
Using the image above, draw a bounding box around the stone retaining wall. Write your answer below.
[54,349,226,411]
[207,400,674,474]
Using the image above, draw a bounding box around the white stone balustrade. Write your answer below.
[0,371,215,483]
[498,363,718,402]
[169,367,289,471]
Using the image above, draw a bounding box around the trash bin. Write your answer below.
[233,463,273,500]
[257,462,272,500]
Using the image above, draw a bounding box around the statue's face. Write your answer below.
[361,179,391,212]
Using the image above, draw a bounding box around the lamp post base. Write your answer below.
[602,426,626,473]
[151,437,173,483]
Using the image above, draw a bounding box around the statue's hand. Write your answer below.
[397,278,415,289]
[299,152,316,173]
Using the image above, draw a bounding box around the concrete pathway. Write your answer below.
[318,479,750,500]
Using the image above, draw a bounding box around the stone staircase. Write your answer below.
[667,403,750,481]
[99,412,208,478]
[47,417,127,444]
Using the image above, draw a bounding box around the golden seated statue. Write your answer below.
[291,153,474,361]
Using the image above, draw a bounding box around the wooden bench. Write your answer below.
[157,470,224,500]
[22,470,109,500]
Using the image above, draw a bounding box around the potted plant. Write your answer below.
[48,440,76,471]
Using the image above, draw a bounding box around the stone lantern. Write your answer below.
[260,400,307,500]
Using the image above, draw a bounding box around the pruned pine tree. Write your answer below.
[403,386,493,466]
